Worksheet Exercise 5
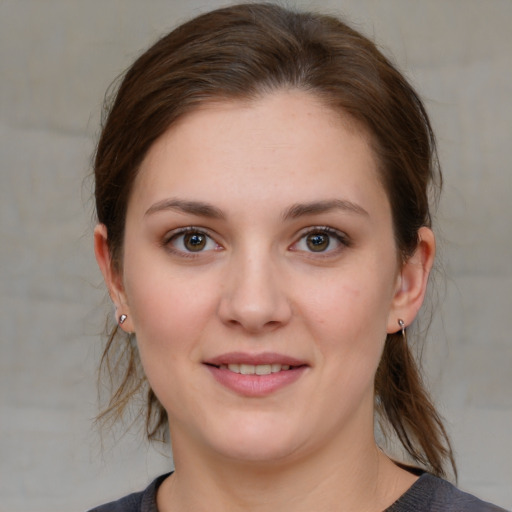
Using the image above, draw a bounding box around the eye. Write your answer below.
[166,228,219,254]
[304,232,330,252]
[292,227,348,254]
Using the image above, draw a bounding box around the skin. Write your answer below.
[95,90,435,511]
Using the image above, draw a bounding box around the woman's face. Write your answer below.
[103,91,425,464]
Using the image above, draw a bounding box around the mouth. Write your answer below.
[203,352,308,396]
[204,352,308,372]
[210,363,295,375]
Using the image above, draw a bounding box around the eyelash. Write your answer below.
[291,226,351,256]
[163,227,221,258]
[162,225,351,258]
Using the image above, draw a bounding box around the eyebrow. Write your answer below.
[282,199,369,220]
[145,197,368,221]
[145,198,225,219]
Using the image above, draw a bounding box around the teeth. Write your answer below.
[225,363,292,375]
[240,364,255,375]
[255,365,271,375]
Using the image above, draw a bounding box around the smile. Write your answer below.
[219,363,291,375]
[204,353,308,396]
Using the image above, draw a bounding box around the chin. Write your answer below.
[215,440,303,465]
[205,418,307,464]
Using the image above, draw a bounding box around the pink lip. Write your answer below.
[205,351,307,367]
[204,352,308,397]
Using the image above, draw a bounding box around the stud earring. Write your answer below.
[119,314,127,326]
[398,319,406,338]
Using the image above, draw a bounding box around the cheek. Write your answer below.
[122,259,218,363]
[122,271,217,414]
[302,276,393,337]
[299,268,395,372]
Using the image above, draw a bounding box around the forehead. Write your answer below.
[130,90,387,218]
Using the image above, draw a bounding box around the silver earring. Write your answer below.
[119,314,127,325]
[398,319,406,338]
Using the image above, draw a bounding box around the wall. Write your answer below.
[1,1,511,510]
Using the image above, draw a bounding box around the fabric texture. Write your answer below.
[88,472,508,512]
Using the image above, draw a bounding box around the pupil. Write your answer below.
[307,233,329,252]
[184,233,206,251]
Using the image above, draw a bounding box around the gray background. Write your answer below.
[1,1,511,510]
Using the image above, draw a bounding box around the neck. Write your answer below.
[158,426,416,512]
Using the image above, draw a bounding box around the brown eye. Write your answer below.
[291,227,348,255]
[167,229,218,254]
[306,232,330,252]
[183,232,207,251]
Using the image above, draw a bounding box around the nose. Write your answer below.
[217,249,292,333]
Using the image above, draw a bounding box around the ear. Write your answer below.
[94,223,134,333]
[387,226,436,333]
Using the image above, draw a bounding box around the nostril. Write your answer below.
[217,271,293,332]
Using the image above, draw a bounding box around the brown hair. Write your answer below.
[94,3,455,477]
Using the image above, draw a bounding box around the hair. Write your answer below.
[94,2,455,478]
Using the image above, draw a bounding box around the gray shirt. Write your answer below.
[88,472,509,511]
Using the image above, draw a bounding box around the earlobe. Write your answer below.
[387,227,436,333]
[94,224,133,332]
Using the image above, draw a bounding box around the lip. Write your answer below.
[204,352,309,397]
[205,351,308,367]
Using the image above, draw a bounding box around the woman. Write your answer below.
[90,3,506,511]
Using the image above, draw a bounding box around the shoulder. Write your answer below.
[87,473,170,512]
[87,490,143,512]
[388,473,509,512]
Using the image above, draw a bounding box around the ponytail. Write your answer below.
[375,331,457,478]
